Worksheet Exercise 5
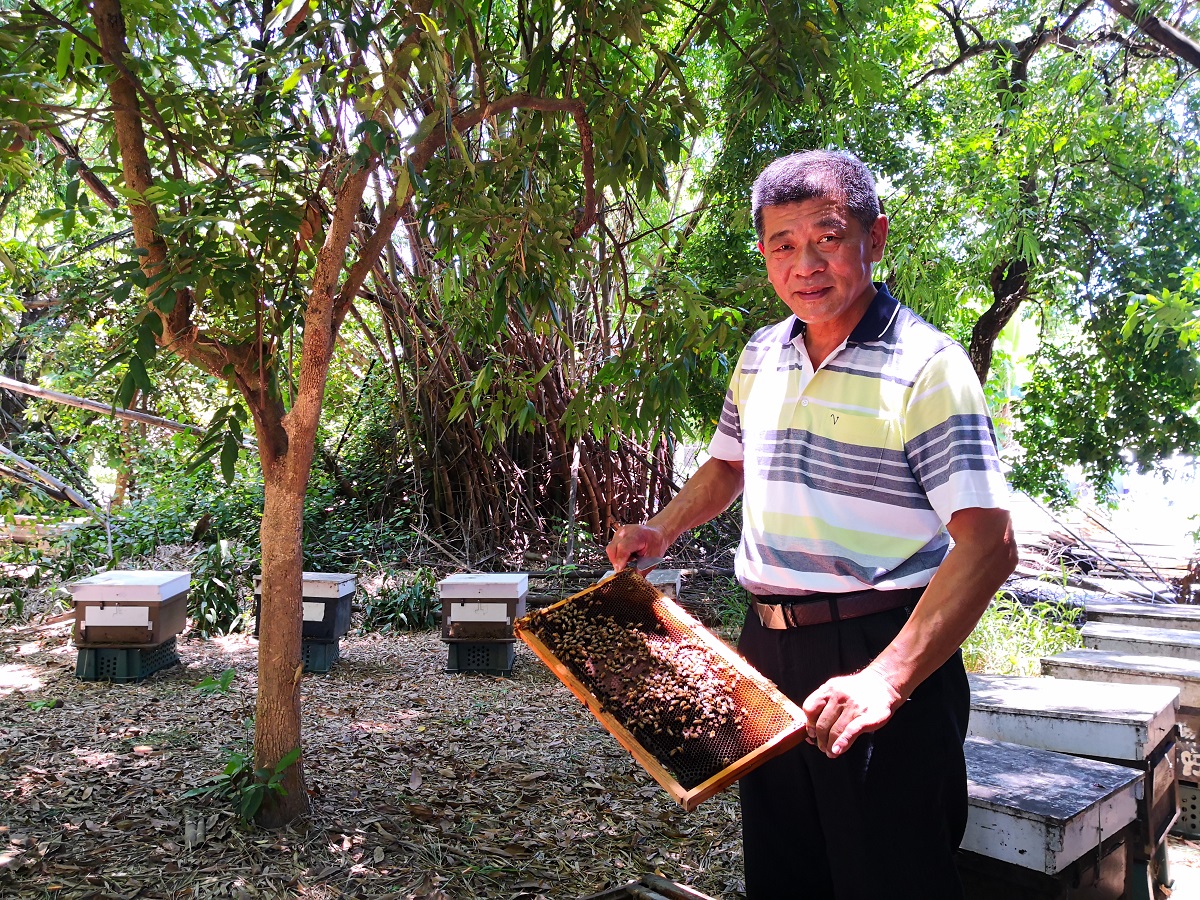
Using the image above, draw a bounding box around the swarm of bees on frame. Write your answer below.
[523,595,750,772]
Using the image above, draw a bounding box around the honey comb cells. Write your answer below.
[520,570,797,791]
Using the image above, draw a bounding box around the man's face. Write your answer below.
[758,198,888,336]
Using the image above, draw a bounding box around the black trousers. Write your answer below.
[737,604,970,900]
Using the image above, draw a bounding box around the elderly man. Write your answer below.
[606,150,1017,899]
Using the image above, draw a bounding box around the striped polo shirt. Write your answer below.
[708,284,1009,596]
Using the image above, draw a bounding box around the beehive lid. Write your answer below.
[253,572,356,598]
[968,674,1178,761]
[68,570,190,603]
[439,573,528,599]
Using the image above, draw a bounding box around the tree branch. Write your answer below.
[1102,0,1200,70]
[44,131,119,209]
[31,1,186,181]
[428,92,597,239]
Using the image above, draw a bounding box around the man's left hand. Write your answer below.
[801,667,903,758]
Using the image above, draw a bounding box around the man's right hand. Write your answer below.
[605,524,670,571]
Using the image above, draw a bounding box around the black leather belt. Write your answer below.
[751,587,924,629]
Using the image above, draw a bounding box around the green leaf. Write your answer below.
[274,746,302,773]
[281,68,302,94]
[56,32,72,81]
[220,432,239,484]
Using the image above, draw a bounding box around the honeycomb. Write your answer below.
[518,569,799,791]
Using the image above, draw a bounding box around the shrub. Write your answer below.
[963,594,1083,676]
[360,567,438,633]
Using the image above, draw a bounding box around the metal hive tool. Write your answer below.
[516,567,808,811]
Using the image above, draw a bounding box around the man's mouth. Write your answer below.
[796,287,832,299]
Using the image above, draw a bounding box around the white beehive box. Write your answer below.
[439,573,528,641]
[963,736,1142,875]
[969,674,1180,852]
[1086,599,1200,633]
[1042,649,1200,709]
[68,570,191,647]
[438,573,528,599]
[969,674,1178,762]
[1083,622,1200,663]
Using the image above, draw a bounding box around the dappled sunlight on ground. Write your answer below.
[0,663,43,695]
[0,627,744,899]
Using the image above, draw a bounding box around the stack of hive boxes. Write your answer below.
[254,572,356,673]
[70,570,191,682]
[439,573,527,676]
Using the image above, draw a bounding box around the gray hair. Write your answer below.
[752,150,882,239]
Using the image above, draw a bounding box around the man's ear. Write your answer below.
[757,240,765,256]
[869,215,889,262]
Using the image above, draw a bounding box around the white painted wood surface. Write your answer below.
[253,572,356,599]
[1042,648,1200,708]
[968,674,1178,762]
[964,736,1141,874]
[1083,622,1200,662]
[446,600,518,623]
[68,570,190,603]
[1086,599,1200,632]
[438,573,529,599]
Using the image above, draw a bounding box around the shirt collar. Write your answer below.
[785,283,899,345]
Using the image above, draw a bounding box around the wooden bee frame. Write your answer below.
[516,568,808,811]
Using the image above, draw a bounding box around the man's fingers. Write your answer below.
[829,713,869,757]
[801,685,831,721]
[813,697,847,753]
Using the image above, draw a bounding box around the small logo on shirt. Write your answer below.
[830,413,840,425]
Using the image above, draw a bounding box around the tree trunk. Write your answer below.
[969,256,1030,382]
[252,451,310,826]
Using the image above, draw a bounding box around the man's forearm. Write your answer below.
[866,507,1018,700]
[648,457,745,545]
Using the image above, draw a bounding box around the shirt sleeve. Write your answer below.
[903,343,1009,524]
[707,358,745,462]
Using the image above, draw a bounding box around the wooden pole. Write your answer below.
[0,443,103,517]
[0,374,204,436]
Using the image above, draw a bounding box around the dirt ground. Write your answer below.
[1,623,744,899]
[6,617,1200,899]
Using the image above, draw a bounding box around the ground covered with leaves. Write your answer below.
[0,622,744,900]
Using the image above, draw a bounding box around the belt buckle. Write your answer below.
[754,600,786,630]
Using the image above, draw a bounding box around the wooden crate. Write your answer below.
[515,568,806,812]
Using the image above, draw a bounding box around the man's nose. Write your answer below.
[793,244,825,277]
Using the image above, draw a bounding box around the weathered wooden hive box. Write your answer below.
[69,570,190,648]
[516,567,806,811]
[253,572,355,642]
[1044,629,1200,836]
[968,674,1179,869]
[960,736,1143,900]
